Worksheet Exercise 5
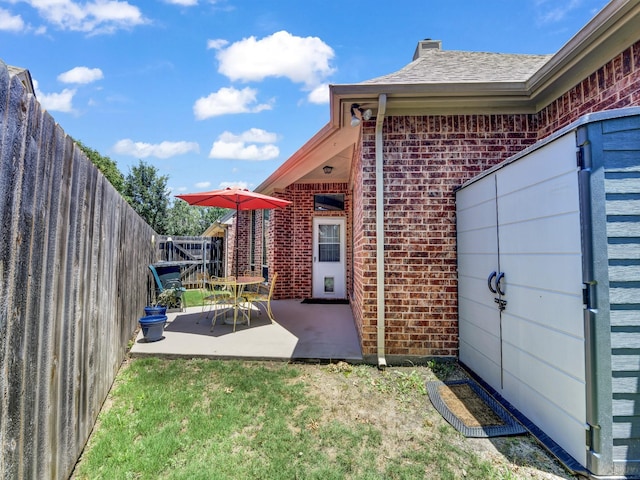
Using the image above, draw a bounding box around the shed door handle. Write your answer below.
[487,271,497,294]
[496,272,506,296]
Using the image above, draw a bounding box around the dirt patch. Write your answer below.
[439,383,505,428]
[297,361,576,480]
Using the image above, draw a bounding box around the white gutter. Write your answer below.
[376,93,387,369]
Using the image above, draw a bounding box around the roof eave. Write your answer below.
[528,0,640,109]
[332,82,537,116]
[255,122,358,195]
[334,0,640,115]
[254,0,640,195]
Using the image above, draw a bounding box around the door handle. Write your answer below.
[487,271,497,294]
[496,272,506,296]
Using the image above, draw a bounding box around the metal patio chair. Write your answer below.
[242,272,278,324]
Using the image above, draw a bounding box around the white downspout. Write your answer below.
[375,93,387,369]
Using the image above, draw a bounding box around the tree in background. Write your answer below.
[123,160,170,234]
[166,200,227,236]
[77,140,225,236]
[75,139,125,194]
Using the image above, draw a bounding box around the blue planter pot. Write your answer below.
[139,314,167,342]
[144,306,167,316]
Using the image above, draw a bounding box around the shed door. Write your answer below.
[457,173,502,388]
[458,132,587,465]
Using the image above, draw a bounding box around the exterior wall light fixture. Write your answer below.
[350,103,372,127]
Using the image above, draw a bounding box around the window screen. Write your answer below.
[318,224,340,262]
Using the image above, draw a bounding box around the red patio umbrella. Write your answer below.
[175,187,292,277]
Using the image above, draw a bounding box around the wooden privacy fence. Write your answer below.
[0,62,157,479]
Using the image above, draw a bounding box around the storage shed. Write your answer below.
[456,107,640,478]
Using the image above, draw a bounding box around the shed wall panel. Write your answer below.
[595,114,640,475]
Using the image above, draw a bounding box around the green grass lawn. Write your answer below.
[71,359,555,480]
[183,289,205,308]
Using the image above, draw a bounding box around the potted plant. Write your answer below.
[143,288,181,316]
[139,288,182,342]
[156,288,182,311]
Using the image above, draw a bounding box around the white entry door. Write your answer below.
[312,217,346,298]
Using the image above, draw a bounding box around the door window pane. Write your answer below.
[318,224,340,262]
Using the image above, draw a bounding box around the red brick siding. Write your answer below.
[268,183,351,300]
[358,40,640,358]
[227,211,266,275]
[256,39,640,359]
[350,134,367,347]
[226,214,237,276]
[358,115,539,357]
[227,198,289,297]
[537,40,640,137]
[269,189,294,299]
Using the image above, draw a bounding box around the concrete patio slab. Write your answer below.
[130,299,363,362]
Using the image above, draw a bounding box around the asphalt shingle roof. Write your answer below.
[362,49,553,85]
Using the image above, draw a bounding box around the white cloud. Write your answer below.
[307,83,329,104]
[0,8,24,31]
[207,38,228,50]
[209,142,279,161]
[164,0,198,5]
[193,86,272,120]
[194,181,211,189]
[208,128,279,161]
[216,30,335,89]
[219,181,249,190]
[58,66,104,84]
[16,0,147,34]
[534,0,582,24]
[219,128,278,144]
[112,139,200,159]
[33,79,76,113]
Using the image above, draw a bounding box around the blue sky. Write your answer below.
[1,0,609,198]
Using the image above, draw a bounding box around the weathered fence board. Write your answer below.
[0,61,157,480]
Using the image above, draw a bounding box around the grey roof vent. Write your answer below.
[413,39,442,61]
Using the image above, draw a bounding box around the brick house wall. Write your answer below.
[270,182,352,300]
[231,185,354,300]
[269,189,294,298]
[355,39,640,359]
[357,115,540,358]
[229,195,291,294]
[350,135,367,345]
[537,40,640,138]
[260,39,640,360]
[227,209,261,277]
